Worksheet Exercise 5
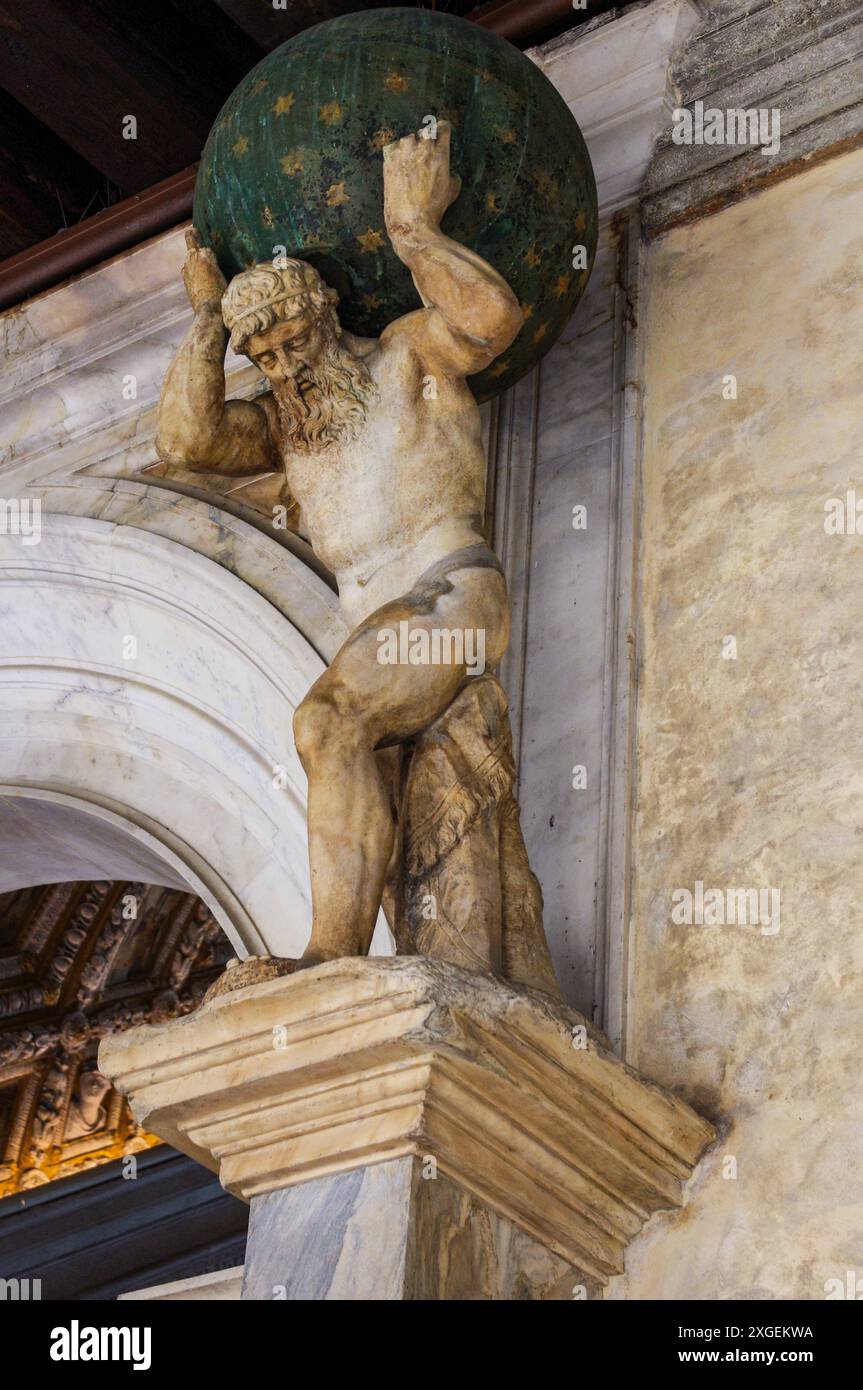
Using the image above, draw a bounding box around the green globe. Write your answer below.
[194,7,597,401]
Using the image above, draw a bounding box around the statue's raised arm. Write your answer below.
[382,120,522,376]
[155,230,280,477]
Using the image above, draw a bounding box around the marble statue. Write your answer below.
[155,124,559,998]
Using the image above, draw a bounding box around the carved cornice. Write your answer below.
[643,0,863,232]
[101,957,715,1283]
[529,1,701,217]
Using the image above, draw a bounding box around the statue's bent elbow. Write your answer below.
[154,428,211,473]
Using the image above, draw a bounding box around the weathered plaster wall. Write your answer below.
[609,146,863,1301]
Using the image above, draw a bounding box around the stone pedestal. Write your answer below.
[99,958,715,1300]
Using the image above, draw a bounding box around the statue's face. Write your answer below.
[245,309,328,384]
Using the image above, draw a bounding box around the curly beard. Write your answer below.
[273,337,378,453]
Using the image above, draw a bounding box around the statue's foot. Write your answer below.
[203,953,303,1002]
[203,946,356,1002]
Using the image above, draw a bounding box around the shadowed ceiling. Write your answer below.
[0,0,590,263]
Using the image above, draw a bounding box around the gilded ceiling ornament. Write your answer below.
[0,882,230,1195]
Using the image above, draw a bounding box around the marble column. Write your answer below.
[100,957,714,1301]
[242,1158,583,1301]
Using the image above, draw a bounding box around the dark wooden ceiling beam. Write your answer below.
[168,0,266,70]
[211,0,423,52]
[0,0,243,192]
[212,0,321,48]
[0,89,118,260]
[0,166,197,311]
[470,0,612,42]
[0,0,600,307]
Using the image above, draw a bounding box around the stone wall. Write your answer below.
[609,145,863,1299]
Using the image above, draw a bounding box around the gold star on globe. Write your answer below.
[369,127,396,151]
[386,72,408,93]
[357,227,386,254]
[319,101,346,127]
[273,94,295,117]
[231,136,249,157]
[554,274,573,298]
[326,181,350,207]
[280,151,304,176]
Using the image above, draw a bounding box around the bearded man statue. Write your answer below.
[221,259,376,455]
[155,123,560,998]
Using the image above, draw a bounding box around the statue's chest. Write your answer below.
[285,437,374,504]
[282,400,421,509]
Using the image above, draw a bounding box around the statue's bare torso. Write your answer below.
[155,123,521,963]
[262,326,487,626]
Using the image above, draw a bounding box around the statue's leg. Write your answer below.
[293,563,509,962]
[499,794,562,999]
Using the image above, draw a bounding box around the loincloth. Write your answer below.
[408,542,505,614]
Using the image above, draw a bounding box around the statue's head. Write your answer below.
[222,258,339,383]
[78,1067,111,1105]
[222,258,376,453]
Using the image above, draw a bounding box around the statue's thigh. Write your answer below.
[321,567,508,743]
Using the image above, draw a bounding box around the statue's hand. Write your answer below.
[182,228,227,314]
[383,120,461,244]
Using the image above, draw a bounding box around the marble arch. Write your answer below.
[0,507,343,957]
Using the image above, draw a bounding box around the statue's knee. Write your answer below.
[293,687,368,764]
[293,692,337,764]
